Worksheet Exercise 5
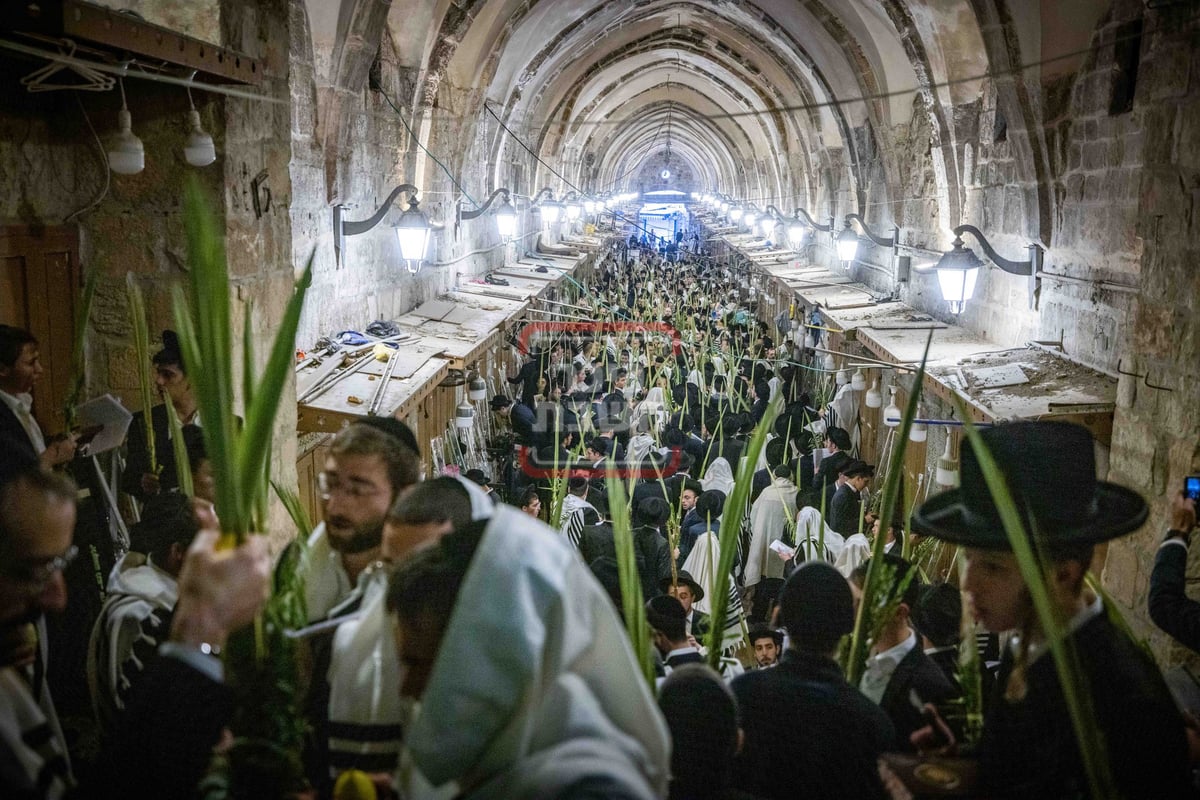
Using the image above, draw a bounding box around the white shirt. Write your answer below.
[859,630,918,703]
[0,389,45,453]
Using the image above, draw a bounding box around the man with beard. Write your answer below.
[300,419,421,622]
[315,477,481,796]
[0,455,272,799]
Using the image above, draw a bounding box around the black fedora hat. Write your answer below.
[911,421,1146,550]
[661,570,705,604]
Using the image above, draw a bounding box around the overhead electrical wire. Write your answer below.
[377,85,479,208]
[452,20,1182,131]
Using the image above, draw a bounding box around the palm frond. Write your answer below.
[126,272,158,475]
[705,393,780,669]
[606,472,655,686]
[64,267,99,430]
[843,331,931,686]
[165,399,193,497]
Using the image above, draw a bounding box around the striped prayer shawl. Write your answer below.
[0,668,71,798]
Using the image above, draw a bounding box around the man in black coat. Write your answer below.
[852,555,958,751]
[732,561,894,799]
[646,595,704,671]
[506,348,546,408]
[908,422,1194,799]
[829,460,874,536]
[1148,493,1200,652]
[810,425,852,498]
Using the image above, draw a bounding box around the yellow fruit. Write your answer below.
[333,769,377,800]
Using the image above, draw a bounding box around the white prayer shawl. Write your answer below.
[687,368,705,392]
[835,532,873,577]
[754,432,777,474]
[558,493,596,548]
[682,531,747,652]
[631,387,667,435]
[328,478,495,786]
[794,507,845,564]
[404,505,670,799]
[701,457,736,495]
[626,433,656,468]
[87,552,178,729]
[745,477,798,588]
[301,521,355,623]
[828,383,859,448]
[0,667,70,798]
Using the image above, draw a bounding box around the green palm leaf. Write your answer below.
[844,331,931,686]
[705,393,780,669]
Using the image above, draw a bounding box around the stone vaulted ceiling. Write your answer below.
[307,0,1087,235]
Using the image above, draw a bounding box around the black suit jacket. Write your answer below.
[89,653,233,799]
[732,650,893,799]
[877,642,959,751]
[1149,539,1200,652]
[979,612,1193,798]
[811,450,851,500]
[664,649,705,669]
[121,405,179,501]
[829,483,864,536]
[0,401,38,463]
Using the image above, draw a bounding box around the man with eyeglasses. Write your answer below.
[0,457,272,798]
[299,419,421,623]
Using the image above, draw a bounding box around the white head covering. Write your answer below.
[834,532,872,577]
[745,476,797,588]
[405,504,670,799]
[325,476,495,783]
[794,506,845,564]
[701,457,736,495]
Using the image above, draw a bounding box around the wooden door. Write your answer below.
[0,225,81,435]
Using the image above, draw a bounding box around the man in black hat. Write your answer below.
[829,460,874,536]
[463,468,497,505]
[732,561,894,799]
[662,571,710,643]
[646,595,703,672]
[908,421,1192,798]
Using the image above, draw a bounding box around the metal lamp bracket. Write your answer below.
[333,182,420,267]
[953,224,1044,311]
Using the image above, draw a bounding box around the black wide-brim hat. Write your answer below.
[661,570,705,604]
[911,421,1147,550]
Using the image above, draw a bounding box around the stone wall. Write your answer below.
[1102,1,1200,666]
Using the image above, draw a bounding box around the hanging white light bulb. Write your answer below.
[455,400,475,429]
[822,353,836,371]
[936,437,960,488]
[883,387,901,427]
[850,368,866,391]
[836,368,849,386]
[803,330,816,350]
[107,78,144,175]
[183,83,216,167]
[468,372,487,402]
[864,379,882,408]
[909,403,928,442]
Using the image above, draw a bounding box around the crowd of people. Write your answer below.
[2,230,1199,799]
